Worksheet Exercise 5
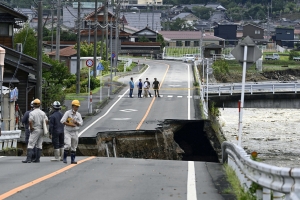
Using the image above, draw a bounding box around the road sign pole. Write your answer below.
[100,70,102,102]
[238,45,248,147]
[88,67,91,114]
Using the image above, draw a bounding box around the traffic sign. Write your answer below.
[86,59,94,67]
[97,62,104,71]
[231,36,262,69]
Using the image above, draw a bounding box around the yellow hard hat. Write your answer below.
[71,100,80,107]
[33,98,41,104]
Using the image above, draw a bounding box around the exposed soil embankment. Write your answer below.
[218,69,300,83]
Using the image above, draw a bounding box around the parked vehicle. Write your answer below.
[293,56,300,61]
[265,53,280,60]
[182,54,195,62]
[224,54,235,60]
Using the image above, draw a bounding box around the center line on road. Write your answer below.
[78,65,151,136]
[187,161,197,200]
[0,156,95,199]
[136,64,170,130]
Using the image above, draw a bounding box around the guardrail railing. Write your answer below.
[222,141,300,200]
[0,130,21,151]
[204,83,300,96]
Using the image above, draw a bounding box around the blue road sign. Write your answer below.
[97,62,104,71]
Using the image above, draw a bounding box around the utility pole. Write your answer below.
[152,0,154,30]
[105,0,108,61]
[114,0,120,76]
[147,3,149,26]
[37,1,43,100]
[76,1,81,94]
[51,1,55,52]
[110,17,113,94]
[93,0,98,78]
[55,0,61,60]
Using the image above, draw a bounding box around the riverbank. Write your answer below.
[219,108,300,168]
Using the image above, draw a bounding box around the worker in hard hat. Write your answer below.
[60,99,83,164]
[22,98,48,163]
[49,101,64,161]
[21,101,37,160]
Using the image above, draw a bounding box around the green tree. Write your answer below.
[14,24,37,57]
[75,41,107,60]
[169,18,194,31]
[157,34,166,49]
[138,36,150,42]
[192,6,213,20]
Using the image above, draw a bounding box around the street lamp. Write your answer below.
[0,47,5,134]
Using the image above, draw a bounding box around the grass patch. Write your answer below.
[224,164,256,200]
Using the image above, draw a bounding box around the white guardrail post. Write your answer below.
[222,141,300,200]
[0,130,21,151]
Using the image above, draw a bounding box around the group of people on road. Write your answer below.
[129,77,160,98]
[22,99,83,164]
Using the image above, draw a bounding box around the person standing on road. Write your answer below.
[145,78,152,97]
[22,99,48,163]
[49,101,64,161]
[152,78,161,97]
[129,77,134,98]
[137,79,143,98]
[143,80,148,98]
[21,101,37,160]
[60,100,83,164]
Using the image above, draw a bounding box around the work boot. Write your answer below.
[32,148,42,163]
[70,151,77,164]
[31,146,37,161]
[22,148,33,163]
[59,148,64,161]
[63,150,69,164]
[51,149,60,161]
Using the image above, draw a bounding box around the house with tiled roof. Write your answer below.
[171,12,199,25]
[158,31,225,58]
[0,2,51,112]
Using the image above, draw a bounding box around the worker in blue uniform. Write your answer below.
[49,101,64,161]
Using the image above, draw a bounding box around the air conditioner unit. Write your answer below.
[16,43,23,53]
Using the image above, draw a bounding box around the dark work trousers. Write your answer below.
[25,129,30,144]
[129,88,133,97]
[52,132,64,149]
[154,89,160,97]
[138,88,142,98]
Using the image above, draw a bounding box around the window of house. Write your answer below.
[255,30,260,34]
[287,32,290,34]
[0,23,9,36]
[185,41,190,46]
[194,41,199,46]
[176,41,182,46]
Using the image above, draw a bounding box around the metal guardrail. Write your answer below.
[222,141,300,200]
[204,83,300,96]
[0,130,21,150]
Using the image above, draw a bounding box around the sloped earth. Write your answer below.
[219,69,300,83]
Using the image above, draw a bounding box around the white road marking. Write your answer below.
[187,64,191,120]
[120,109,138,112]
[187,96,192,98]
[167,95,173,98]
[0,156,6,158]
[187,161,197,200]
[177,96,183,98]
[78,66,150,137]
[169,85,181,87]
[111,118,131,120]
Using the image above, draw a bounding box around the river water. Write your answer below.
[219,108,300,168]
